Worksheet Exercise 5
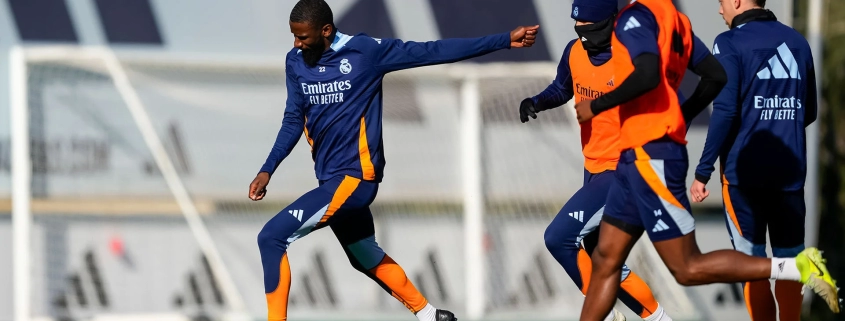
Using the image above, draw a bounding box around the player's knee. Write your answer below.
[344,236,386,271]
[662,260,693,285]
[257,224,284,253]
[543,222,579,253]
[670,270,697,286]
[544,225,572,254]
[666,255,706,286]
[591,245,623,275]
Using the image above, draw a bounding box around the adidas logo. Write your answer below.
[568,211,584,223]
[778,261,785,272]
[623,16,641,31]
[757,43,801,80]
[289,209,304,222]
[713,43,720,55]
[652,219,670,232]
[607,78,615,87]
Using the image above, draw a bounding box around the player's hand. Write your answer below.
[690,179,709,203]
[249,172,270,201]
[519,98,539,123]
[574,99,595,123]
[510,25,540,48]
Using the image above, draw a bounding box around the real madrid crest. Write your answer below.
[340,58,352,74]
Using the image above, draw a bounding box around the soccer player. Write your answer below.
[520,1,673,320]
[571,0,840,320]
[248,1,538,321]
[690,1,819,320]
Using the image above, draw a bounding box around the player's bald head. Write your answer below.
[290,0,334,30]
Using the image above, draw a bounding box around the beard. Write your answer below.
[302,41,326,67]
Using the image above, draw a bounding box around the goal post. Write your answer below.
[99,47,249,321]
[11,45,32,321]
[10,46,249,321]
[459,75,484,320]
[8,45,705,321]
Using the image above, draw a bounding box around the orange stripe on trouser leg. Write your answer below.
[266,253,292,321]
[369,255,429,313]
[320,176,361,224]
[721,182,742,236]
[576,248,592,295]
[358,117,376,180]
[304,117,314,147]
[743,280,776,321]
[775,280,803,321]
[632,148,686,210]
[619,272,660,318]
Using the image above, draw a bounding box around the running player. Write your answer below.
[691,1,818,320]
[571,0,839,320]
[520,1,672,320]
[249,1,538,321]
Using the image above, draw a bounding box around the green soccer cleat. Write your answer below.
[797,247,840,313]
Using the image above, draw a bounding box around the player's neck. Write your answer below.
[739,6,766,15]
[324,30,338,53]
[731,7,776,29]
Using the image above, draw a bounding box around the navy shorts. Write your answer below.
[603,140,695,242]
[723,185,805,257]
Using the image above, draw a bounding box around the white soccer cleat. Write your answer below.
[610,309,626,321]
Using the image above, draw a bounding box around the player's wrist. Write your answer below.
[589,100,604,115]
[523,97,544,112]
[503,32,514,49]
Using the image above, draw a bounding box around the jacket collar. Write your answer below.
[731,8,777,29]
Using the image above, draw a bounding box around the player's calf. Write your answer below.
[334,231,452,321]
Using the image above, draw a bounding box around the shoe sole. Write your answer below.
[804,249,840,313]
[807,274,841,313]
[614,310,626,321]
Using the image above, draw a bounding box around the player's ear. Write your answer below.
[321,24,333,38]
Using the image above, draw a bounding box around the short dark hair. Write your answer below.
[754,0,767,7]
[290,0,334,29]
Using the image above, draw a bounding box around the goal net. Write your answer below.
[6,46,704,321]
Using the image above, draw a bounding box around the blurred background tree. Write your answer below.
[794,0,845,320]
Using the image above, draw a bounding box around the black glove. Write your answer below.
[519,98,540,123]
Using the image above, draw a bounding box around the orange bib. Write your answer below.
[611,0,693,150]
[569,41,621,174]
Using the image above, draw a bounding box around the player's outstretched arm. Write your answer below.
[691,36,741,203]
[521,41,576,123]
[250,60,306,201]
[368,25,539,74]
